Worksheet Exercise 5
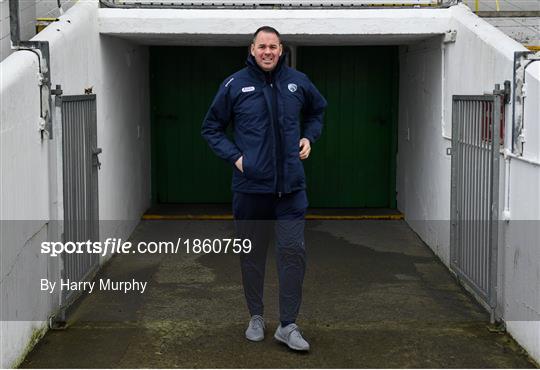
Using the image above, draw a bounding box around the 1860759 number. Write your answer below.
[184,238,252,254]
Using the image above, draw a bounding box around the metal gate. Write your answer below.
[450,87,504,320]
[58,94,101,316]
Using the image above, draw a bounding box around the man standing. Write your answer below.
[201,26,326,351]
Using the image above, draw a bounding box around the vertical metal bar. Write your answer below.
[471,100,477,277]
[462,99,466,271]
[70,102,75,283]
[490,94,501,312]
[84,100,90,273]
[82,100,87,275]
[60,96,67,310]
[75,101,79,277]
[479,101,485,288]
[484,101,492,291]
[458,100,465,270]
[79,101,85,277]
[67,102,72,285]
[484,101,491,294]
[465,100,473,276]
[455,99,462,269]
[472,100,479,286]
[91,98,100,256]
[469,100,475,282]
[450,98,458,269]
[480,101,486,291]
[85,101,92,270]
[74,101,80,280]
[472,100,479,281]
[461,100,467,270]
[477,101,483,289]
[80,101,84,277]
[481,100,490,295]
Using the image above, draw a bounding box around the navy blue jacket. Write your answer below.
[201,54,327,194]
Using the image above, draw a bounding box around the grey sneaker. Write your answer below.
[274,323,310,351]
[245,315,265,341]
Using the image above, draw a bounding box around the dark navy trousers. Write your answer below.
[233,190,308,323]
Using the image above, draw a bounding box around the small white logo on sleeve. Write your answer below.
[242,86,255,92]
[225,78,234,87]
[288,83,297,92]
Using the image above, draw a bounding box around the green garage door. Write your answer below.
[298,46,398,208]
[151,46,398,207]
[150,46,247,203]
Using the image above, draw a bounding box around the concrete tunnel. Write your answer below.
[2,0,540,367]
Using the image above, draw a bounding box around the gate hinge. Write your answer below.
[517,129,527,145]
[494,80,511,104]
[51,84,63,96]
[512,51,540,155]
[38,116,46,131]
[443,30,457,44]
[37,72,45,86]
[446,147,452,156]
[93,147,103,170]
[502,80,511,104]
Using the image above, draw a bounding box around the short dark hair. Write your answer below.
[252,26,281,44]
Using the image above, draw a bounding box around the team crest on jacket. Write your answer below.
[288,83,297,92]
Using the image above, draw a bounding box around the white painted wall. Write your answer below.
[0,51,54,369]
[98,7,453,45]
[397,3,540,361]
[96,34,151,246]
[0,1,151,367]
[396,36,451,263]
[446,6,540,361]
[502,59,540,360]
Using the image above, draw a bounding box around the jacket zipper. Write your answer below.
[270,82,284,197]
[265,81,282,197]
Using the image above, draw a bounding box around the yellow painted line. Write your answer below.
[143,214,233,220]
[142,214,404,220]
[36,18,59,21]
[306,214,404,220]
[525,46,540,51]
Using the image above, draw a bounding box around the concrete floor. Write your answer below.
[21,220,536,368]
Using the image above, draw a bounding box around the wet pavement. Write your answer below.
[21,220,536,368]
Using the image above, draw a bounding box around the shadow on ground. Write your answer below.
[21,220,536,368]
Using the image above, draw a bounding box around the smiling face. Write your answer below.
[250,31,283,72]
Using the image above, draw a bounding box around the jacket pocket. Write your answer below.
[286,157,305,189]
[242,152,273,181]
[242,154,253,178]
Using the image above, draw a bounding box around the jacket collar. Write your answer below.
[246,53,287,82]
